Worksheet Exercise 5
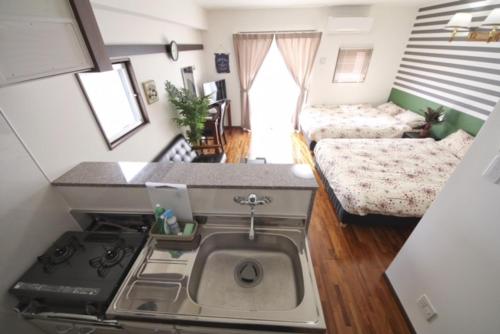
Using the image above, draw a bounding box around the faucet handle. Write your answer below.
[234,194,272,206]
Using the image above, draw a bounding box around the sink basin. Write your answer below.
[188,232,304,311]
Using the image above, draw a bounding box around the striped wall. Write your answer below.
[393,0,500,121]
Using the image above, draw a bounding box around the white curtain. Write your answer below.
[233,33,274,130]
[275,32,322,130]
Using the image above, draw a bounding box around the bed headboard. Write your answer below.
[389,88,484,139]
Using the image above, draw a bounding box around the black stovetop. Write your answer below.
[10,231,147,317]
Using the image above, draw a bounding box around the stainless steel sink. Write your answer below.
[107,217,325,333]
[188,232,304,311]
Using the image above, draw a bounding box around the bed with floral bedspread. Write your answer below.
[299,103,425,148]
[314,130,474,223]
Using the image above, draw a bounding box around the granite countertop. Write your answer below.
[52,162,318,190]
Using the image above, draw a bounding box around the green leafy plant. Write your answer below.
[423,106,445,125]
[165,81,210,146]
[419,106,446,138]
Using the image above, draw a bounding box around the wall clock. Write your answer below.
[167,41,179,61]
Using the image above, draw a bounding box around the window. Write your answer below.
[333,48,373,83]
[77,61,148,149]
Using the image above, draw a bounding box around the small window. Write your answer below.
[333,48,373,83]
[77,61,148,149]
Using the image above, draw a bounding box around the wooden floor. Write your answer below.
[223,128,415,334]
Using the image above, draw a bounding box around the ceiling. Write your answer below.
[194,0,434,9]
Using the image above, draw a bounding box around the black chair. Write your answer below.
[202,100,228,151]
[218,101,228,146]
[153,134,225,163]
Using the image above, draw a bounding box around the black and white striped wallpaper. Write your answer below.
[393,0,500,120]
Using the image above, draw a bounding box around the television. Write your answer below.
[203,79,227,104]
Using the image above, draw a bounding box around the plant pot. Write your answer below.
[420,123,432,138]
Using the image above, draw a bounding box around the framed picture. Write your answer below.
[215,53,230,73]
[142,80,159,104]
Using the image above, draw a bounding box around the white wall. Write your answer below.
[386,102,500,333]
[91,0,207,31]
[202,5,417,126]
[0,1,208,181]
[0,110,80,334]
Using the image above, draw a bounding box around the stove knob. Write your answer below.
[85,303,98,315]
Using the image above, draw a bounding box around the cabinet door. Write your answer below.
[74,323,125,334]
[30,319,125,334]
[30,319,75,334]
[175,325,278,334]
[120,321,175,334]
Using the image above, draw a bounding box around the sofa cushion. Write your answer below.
[154,135,198,162]
[153,134,225,163]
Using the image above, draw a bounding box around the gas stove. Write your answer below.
[10,231,147,317]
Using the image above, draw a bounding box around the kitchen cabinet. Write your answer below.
[0,0,93,87]
[30,319,124,334]
[175,325,283,334]
[120,321,175,334]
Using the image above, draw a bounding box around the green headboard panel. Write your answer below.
[389,88,484,138]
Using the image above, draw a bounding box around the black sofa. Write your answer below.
[153,134,226,163]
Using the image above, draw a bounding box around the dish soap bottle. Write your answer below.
[162,209,180,235]
[154,204,166,234]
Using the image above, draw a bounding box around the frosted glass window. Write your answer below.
[77,62,147,148]
[333,48,373,83]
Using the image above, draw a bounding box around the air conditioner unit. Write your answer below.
[326,17,374,34]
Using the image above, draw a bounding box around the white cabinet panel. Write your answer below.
[56,186,313,219]
[0,17,92,86]
[189,188,312,218]
[56,186,151,212]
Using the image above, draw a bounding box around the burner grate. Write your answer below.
[37,236,85,273]
[89,239,134,278]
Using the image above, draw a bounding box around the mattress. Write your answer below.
[315,162,421,225]
[314,138,461,219]
[299,104,413,142]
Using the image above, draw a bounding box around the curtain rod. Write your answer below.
[238,29,317,34]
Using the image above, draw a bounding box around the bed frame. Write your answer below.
[315,162,420,226]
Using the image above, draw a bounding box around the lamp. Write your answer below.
[445,13,472,42]
[446,9,500,43]
[481,8,500,42]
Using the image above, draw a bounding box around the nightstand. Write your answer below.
[402,131,423,139]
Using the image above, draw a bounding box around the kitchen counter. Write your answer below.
[52,162,318,190]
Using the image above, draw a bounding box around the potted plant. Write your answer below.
[165,81,210,146]
[420,106,445,138]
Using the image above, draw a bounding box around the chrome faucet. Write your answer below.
[233,194,272,240]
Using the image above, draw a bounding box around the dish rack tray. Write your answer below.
[149,220,200,250]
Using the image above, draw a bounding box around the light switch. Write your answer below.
[417,294,437,321]
[319,57,327,65]
[483,154,500,184]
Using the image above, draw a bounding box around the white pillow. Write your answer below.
[377,102,406,116]
[438,129,475,160]
[394,110,426,128]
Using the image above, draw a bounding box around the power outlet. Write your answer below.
[417,294,437,321]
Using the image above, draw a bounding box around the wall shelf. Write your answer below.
[106,44,204,58]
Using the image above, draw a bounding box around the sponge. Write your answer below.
[182,223,195,236]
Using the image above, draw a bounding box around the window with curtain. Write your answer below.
[77,61,148,149]
[333,48,373,83]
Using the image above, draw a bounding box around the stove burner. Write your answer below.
[89,239,134,278]
[51,246,74,264]
[38,236,84,273]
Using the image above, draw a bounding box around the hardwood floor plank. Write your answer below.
[223,128,415,334]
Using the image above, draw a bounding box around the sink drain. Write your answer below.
[234,259,263,288]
